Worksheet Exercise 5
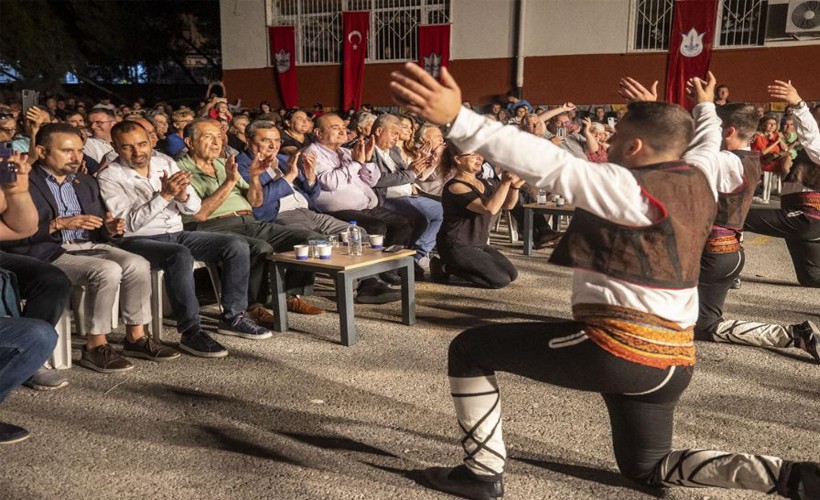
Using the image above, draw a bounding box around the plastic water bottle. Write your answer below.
[537,189,547,204]
[347,221,363,256]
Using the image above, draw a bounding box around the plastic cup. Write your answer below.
[327,234,339,247]
[294,244,309,260]
[317,244,332,260]
[308,239,325,258]
[340,232,349,245]
[369,234,384,249]
[555,196,565,207]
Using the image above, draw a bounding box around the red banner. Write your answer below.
[665,0,718,109]
[268,26,298,108]
[418,25,450,78]
[342,12,369,112]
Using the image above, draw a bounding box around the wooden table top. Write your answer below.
[523,202,576,212]
[270,247,417,271]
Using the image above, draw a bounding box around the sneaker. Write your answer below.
[421,465,504,500]
[122,336,181,362]
[379,271,403,286]
[179,329,229,358]
[0,422,30,445]
[286,296,324,315]
[792,320,820,364]
[430,256,449,284]
[79,344,134,373]
[730,278,742,290]
[778,461,820,500]
[246,304,278,330]
[356,279,401,304]
[534,231,564,250]
[24,367,69,391]
[217,314,273,340]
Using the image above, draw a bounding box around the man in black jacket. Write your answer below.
[2,124,179,373]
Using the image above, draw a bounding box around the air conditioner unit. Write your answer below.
[786,0,820,33]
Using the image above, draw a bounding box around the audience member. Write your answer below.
[164,108,194,158]
[280,109,314,156]
[84,108,116,163]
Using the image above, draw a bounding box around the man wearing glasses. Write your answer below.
[545,113,587,159]
[84,108,116,164]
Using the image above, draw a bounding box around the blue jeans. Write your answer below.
[117,231,251,334]
[0,318,57,402]
[383,196,443,258]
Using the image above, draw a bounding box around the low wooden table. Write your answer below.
[522,202,575,255]
[269,248,417,346]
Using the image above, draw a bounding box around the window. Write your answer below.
[631,0,675,51]
[269,0,451,65]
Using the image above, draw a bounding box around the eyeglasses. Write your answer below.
[0,126,16,135]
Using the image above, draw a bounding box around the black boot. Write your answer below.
[421,465,504,500]
[778,461,820,499]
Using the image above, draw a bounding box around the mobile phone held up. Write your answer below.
[0,142,17,185]
[557,127,567,139]
[22,89,40,116]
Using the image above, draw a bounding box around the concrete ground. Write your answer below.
[2,217,818,500]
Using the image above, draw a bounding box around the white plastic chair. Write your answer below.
[47,306,73,370]
[148,261,222,341]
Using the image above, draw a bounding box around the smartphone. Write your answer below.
[557,127,567,139]
[66,249,108,257]
[607,117,617,128]
[0,142,17,185]
[22,89,40,115]
[382,244,405,253]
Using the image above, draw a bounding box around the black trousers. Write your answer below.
[328,207,415,247]
[744,208,820,287]
[449,321,693,483]
[694,250,744,340]
[189,215,321,305]
[439,244,518,289]
[0,252,72,327]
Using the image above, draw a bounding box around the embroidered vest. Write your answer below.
[549,161,716,289]
[782,150,820,219]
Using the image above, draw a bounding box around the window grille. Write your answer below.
[269,0,451,65]
[717,0,766,47]
[632,0,676,51]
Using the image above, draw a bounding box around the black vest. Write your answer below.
[549,161,716,289]
[713,150,761,230]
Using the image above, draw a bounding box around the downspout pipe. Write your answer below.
[515,0,527,98]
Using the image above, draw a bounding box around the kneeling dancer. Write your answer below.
[389,64,819,499]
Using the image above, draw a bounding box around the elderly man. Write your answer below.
[545,112,587,159]
[84,108,116,163]
[236,120,399,304]
[99,121,270,359]
[370,113,443,272]
[2,124,174,372]
[0,150,59,444]
[177,119,324,316]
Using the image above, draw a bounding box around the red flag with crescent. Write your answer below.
[268,26,298,108]
[343,11,369,112]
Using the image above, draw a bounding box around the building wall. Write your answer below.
[221,0,820,109]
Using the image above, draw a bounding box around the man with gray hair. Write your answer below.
[343,112,377,148]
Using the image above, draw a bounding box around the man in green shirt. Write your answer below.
[178,119,324,321]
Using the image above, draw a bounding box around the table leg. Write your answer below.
[398,259,416,326]
[551,214,560,232]
[523,207,534,256]
[335,272,357,346]
[271,262,288,332]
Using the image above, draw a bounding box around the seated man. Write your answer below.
[2,124,177,373]
[162,108,194,159]
[389,64,819,498]
[370,113,443,273]
[177,119,324,316]
[236,120,399,304]
[84,108,116,164]
[99,121,270,358]
[0,151,58,443]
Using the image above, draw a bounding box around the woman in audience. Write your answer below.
[431,146,523,289]
[752,114,787,173]
[228,114,250,152]
[396,114,417,164]
[151,112,170,141]
[280,109,314,155]
[582,116,610,163]
[413,123,448,198]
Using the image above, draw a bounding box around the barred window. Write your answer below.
[631,0,676,51]
[717,0,766,47]
[269,0,451,65]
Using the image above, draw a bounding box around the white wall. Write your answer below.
[524,0,631,56]
[450,0,516,59]
[221,0,269,70]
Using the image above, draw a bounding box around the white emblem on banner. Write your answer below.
[680,28,705,58]
[423,53,442,78]
[348,31,363,50]
[275,49,291,73]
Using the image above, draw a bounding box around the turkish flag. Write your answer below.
[269,26,298,108]
[665,0,718,109]
[342,11,369,112]
[418,25,450,78]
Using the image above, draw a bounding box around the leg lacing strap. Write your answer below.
[452,389,504,476]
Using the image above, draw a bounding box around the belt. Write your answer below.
[705,235,742,254]
[211,210,253,220]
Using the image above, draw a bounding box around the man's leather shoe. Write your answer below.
[287,296,324,315]
[421,465,504,500]
[792,320,820,364]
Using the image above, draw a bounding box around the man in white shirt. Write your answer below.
[98,121,273,360]
[388,63,819,499]
[84,108,116,164]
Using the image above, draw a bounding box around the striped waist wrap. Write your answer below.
[572,303,696,369]
[705,226,741,254]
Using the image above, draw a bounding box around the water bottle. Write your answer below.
[347,221,363,256]
[537,188,547,204]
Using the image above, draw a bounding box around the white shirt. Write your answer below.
[447,103,723,327]
[376,147,414,199]
[83,137,114,164]
[97,152,202,237]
